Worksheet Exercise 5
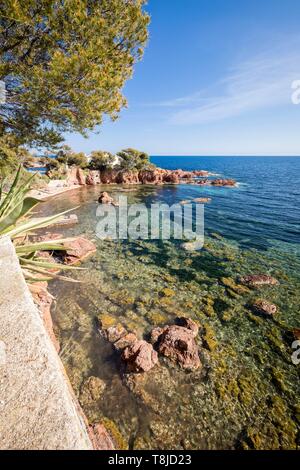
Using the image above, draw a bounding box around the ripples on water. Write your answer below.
[37,157,300,449]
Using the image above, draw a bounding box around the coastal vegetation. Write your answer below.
[0,0,149,171]
[42,146,153,179]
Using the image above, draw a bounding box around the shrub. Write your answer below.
[89,151,115,170]
[117,148,151,171]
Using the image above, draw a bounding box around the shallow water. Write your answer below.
[37,157,300,449]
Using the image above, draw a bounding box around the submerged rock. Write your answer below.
[176,317,199,337]
[35,233,97,265]
[101,324,127,343]
[293,328,300,340]
[114,332,137,351]
[51,214,78,227]
[80,375,106,405]
[98,191,115,205]
[251,299,277,317]
[150,326,165,345]
[122,340,158,373]
[63,237,97,265]
[153,324,201,370]
[239,274,279,287]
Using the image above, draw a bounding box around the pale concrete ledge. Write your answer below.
[0,236,92,450]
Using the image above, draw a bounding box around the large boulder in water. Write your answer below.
[62,237,97,265]
[98,191,114,205]
[176,317,199,337]
[251,299,277,317]
[152,322,201,371]
[122,340,158,373]
[239,274,279,287]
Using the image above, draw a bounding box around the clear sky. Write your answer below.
[65,0,300,156]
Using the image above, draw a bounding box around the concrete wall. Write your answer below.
[0,236,92,450]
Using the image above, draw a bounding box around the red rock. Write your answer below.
[176,317,199,337]
[99,169,119,184]
[88,423,115,450]
[122,340,158,373]
[114,332,138,351]
[62,237,97,265]
[98,191,114,204]
[239,274,279,287]
[33,232,62,242]
[156,325,201,370]
[29,281,60,352]
[193,170,209,177]
[66,167,86,185]
[86,170,101,185]
[51,214,78,227]
[116,171,140,184]
[163,172,180,184]
[210,178,236,186]
[150,326,166,344]
[138,169,165,184]
[251,299,277,316]
[32,233,96,265]
[196,179,209,185]
[101,324,127,343]
[293,328,300,340]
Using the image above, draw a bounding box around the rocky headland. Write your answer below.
[52,166,236,188]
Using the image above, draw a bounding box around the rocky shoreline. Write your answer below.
[29,166,236,201]
[53,166,237,188]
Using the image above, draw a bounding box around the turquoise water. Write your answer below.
[39,157,300,450]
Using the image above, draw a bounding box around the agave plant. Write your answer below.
[0,166,82,283]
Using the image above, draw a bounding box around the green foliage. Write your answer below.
[66,152,88,169]
[43,157,61,171]
[89,150,114,170]
[0,134,32,175]
[56,145,73,164]
[117,148,151,171]
[56,145,87,168]
[0,0,150,147]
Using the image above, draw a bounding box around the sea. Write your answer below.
[37,156,300,450]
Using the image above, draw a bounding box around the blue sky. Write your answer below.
[65,0,300,156]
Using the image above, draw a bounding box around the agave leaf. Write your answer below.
[23,273,54,282]
[4,207,79,239]
[0,197,42,233]
[0,167,37,219]
[19,257,86,271]
[15,237,77,254]
[0,179,3,203]
[22,265,81,283]
[0,166,22,216]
